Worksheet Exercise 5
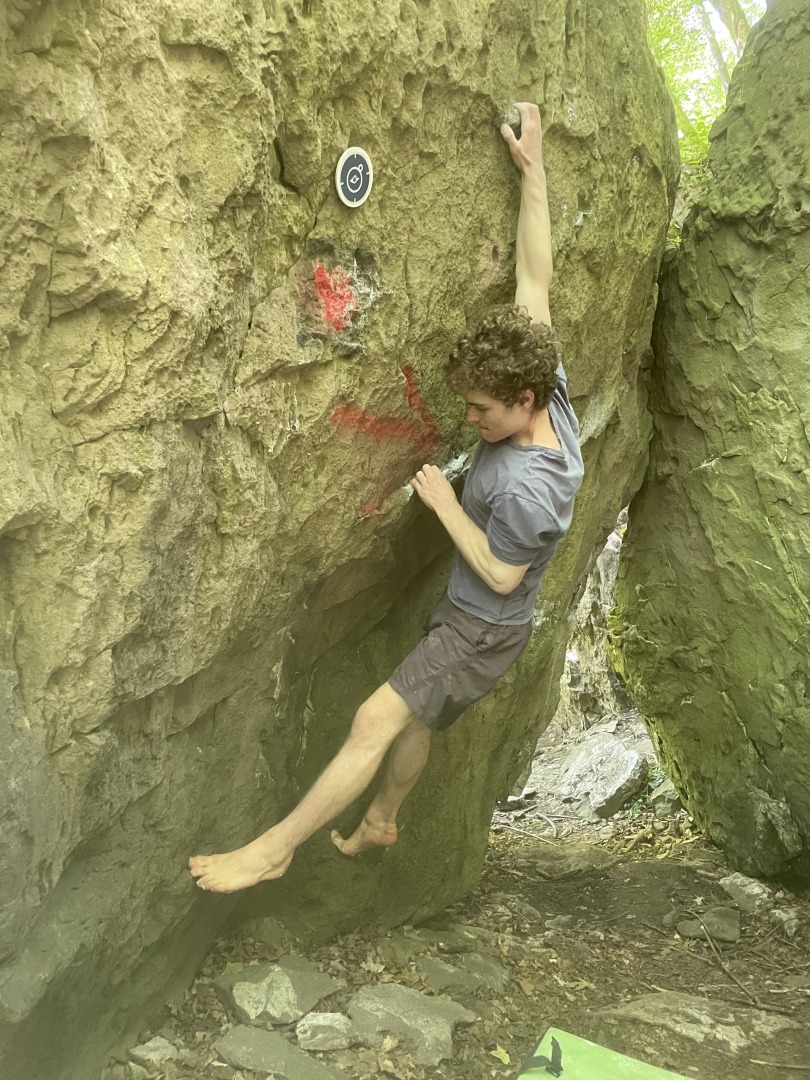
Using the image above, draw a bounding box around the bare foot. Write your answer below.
[188,832,293,893]
[331,816,398,856]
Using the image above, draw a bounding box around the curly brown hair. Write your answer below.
[445,304,561,410]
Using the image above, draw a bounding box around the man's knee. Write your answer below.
[348,699,389,748]
[348,686,410,748]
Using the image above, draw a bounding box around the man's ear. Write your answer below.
[519,389,535,409]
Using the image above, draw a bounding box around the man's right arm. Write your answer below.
[501,103,553,330]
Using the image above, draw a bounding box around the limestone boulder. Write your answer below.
[0,1,677,1077]
[559,735,646,816]
[610,0,810,883]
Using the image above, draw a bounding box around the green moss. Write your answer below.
[611,0,810,884]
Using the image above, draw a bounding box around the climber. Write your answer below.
[189,102,584,893]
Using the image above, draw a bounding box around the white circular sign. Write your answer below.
[335,146,373,208]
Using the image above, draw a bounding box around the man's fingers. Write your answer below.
[501,123,518,149]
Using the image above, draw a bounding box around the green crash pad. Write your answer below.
[518,1028,698,1079]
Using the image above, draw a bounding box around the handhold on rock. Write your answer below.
[296,1012,357,1051]
[348,983,474,1065]
[503,103,522,138]
[676,906,741,944]
[214,954,337,1026]
[216,1025,349,1079]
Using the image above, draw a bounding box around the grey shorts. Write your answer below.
[387,593,533,732]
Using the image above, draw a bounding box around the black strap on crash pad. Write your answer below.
[515,1035,563,1077]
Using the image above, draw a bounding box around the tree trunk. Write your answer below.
[701,4,732,92]
[708,0,751,57]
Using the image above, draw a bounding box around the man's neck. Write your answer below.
[509,406,561,450]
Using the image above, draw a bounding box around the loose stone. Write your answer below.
[676,906,741,944]
[215,955,337,1025]
[594,991,799,1054]
[559,737,646,817]
[650,778,683,817]
[296,1012,356,1051]
[719,872,774,913]
[129,1036,190,1069]
[348,983,475,1065]
[215,1026,349,1079]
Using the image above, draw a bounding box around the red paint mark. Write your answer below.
[331,366,441,517]
[314,263,359,331]
[402,365,440,457]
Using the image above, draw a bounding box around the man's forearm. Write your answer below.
[434,501,516,595]
[516,167,553,290]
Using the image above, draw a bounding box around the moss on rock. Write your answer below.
[610,0,810,884]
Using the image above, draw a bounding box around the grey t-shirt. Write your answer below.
[447,361,584,625]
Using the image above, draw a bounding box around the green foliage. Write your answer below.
[625,760,667,819]
[644,1,766,167]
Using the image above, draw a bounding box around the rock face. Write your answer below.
[0,2,677,1077]
[553,517,631,729]
[609,0,810,883]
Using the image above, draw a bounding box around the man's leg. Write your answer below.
[188,683,415,893]
[331,718,431,855]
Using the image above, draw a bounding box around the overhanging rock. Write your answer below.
[0,1,677,1077]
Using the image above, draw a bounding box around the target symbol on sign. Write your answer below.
[335,147,373,208]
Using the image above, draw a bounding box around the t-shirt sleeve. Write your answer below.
[487,493,555,566]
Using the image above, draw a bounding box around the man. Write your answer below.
[189,103,584,893]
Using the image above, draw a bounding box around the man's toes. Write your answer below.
[330,829,347,853]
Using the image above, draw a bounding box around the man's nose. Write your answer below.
[467,409,479,423]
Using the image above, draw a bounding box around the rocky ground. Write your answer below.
[105,716,810,1080]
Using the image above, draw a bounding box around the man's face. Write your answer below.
[463,388,534,443]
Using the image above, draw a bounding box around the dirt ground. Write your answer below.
[117,807,810,1080]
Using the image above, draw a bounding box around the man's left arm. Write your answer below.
[409,465,530,595]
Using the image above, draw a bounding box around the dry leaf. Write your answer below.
[519,978,535,996]
[490,1045,511,1064]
